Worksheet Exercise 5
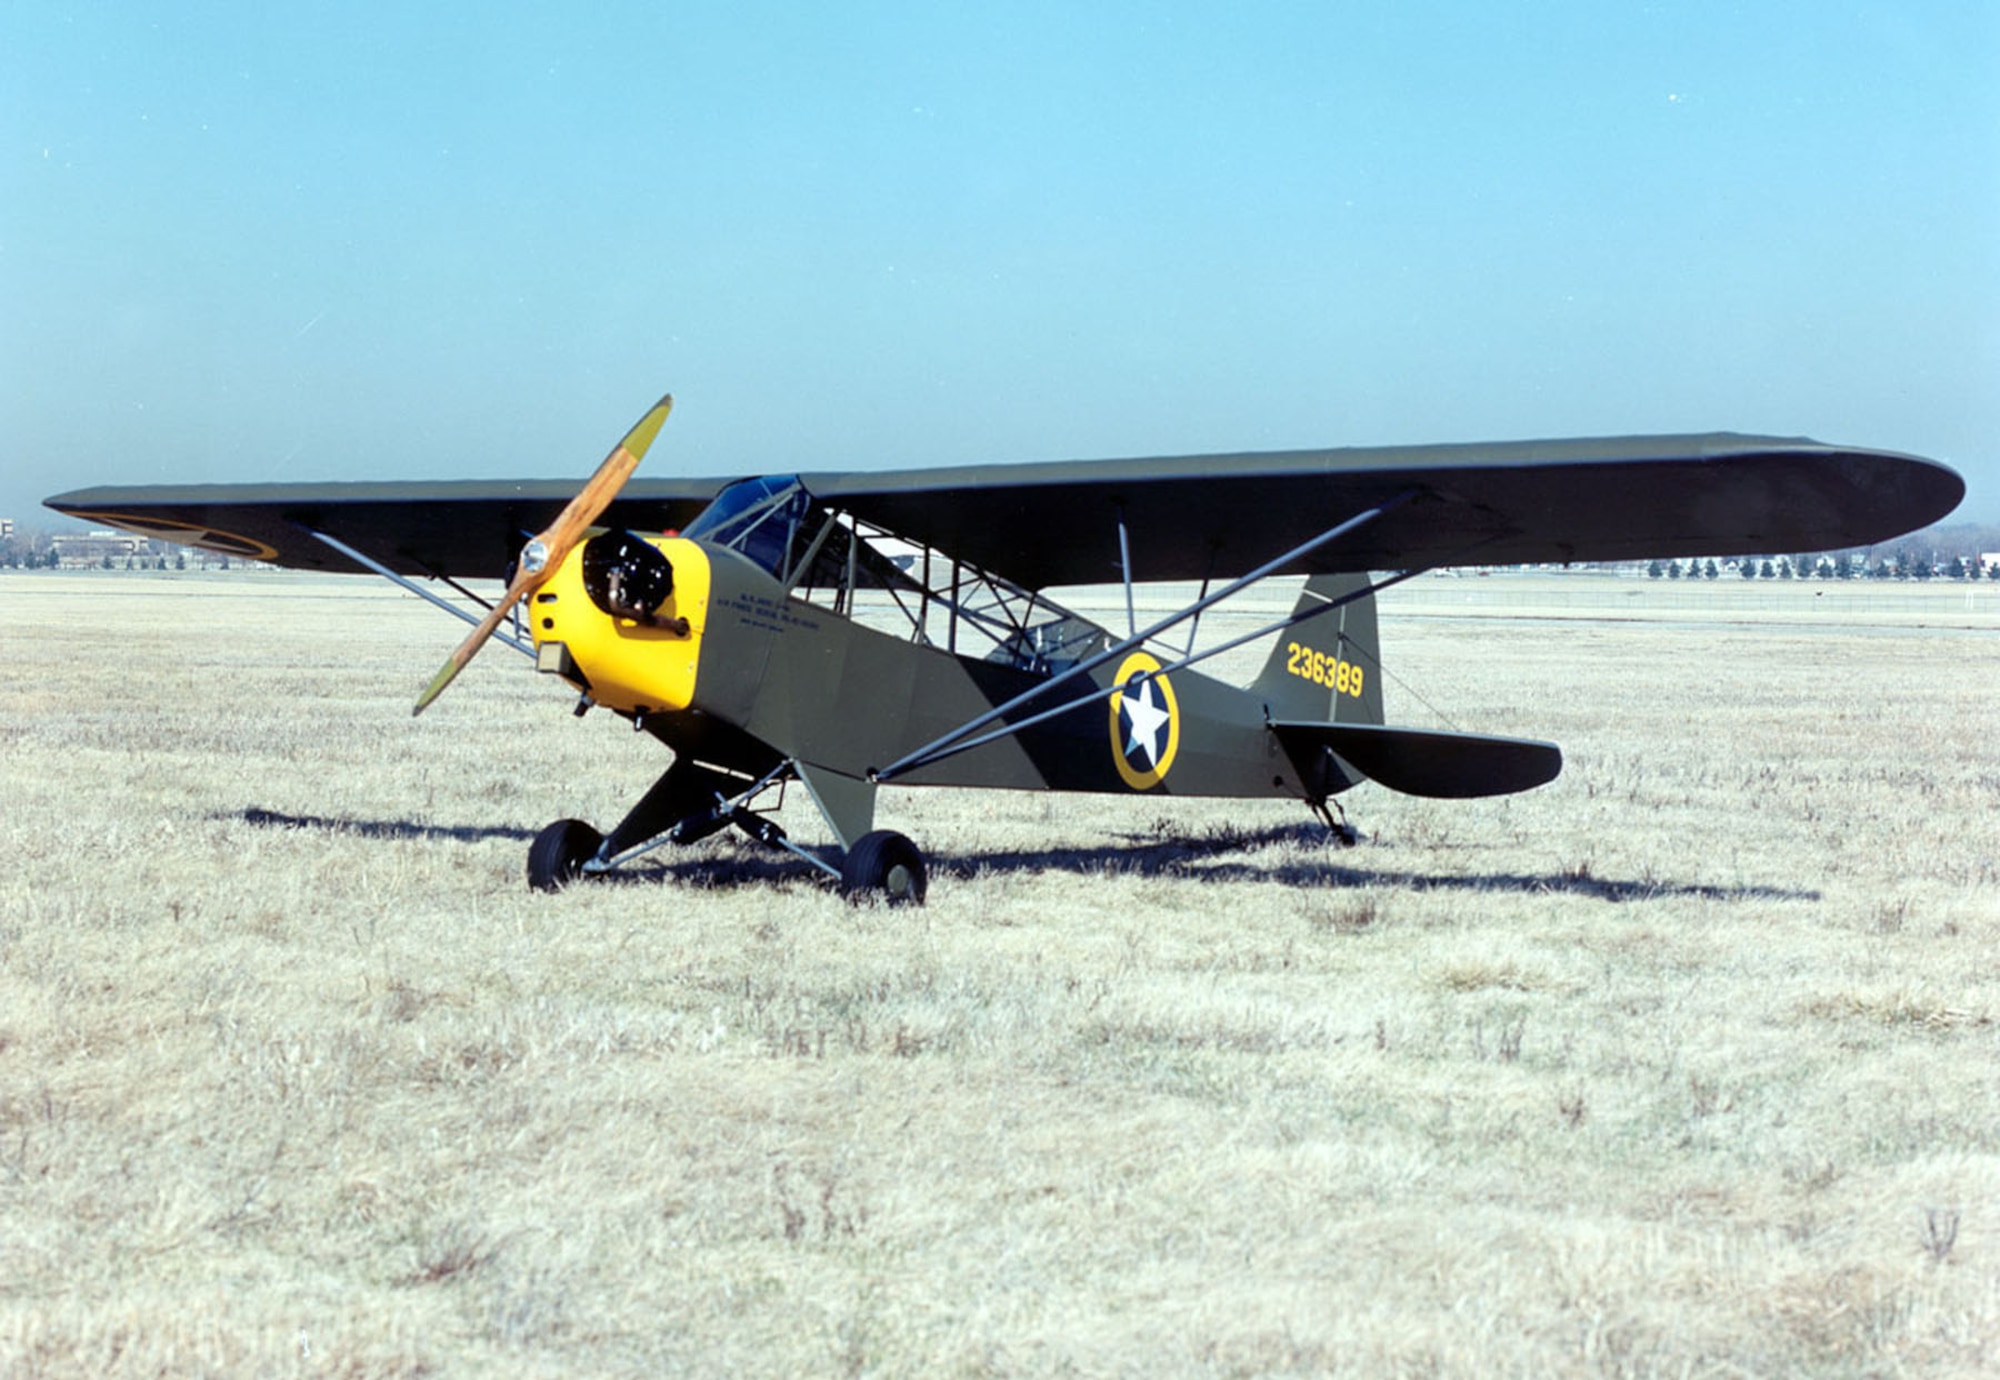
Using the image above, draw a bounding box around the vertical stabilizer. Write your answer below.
[1252,573,1384,727]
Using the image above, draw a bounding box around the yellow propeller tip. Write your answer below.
[621,395,674,462]
[413,661,459,716]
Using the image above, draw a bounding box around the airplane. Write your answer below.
[45,396,1963,904]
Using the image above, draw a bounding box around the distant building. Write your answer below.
[52,529,153,568]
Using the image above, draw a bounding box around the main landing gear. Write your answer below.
[526,818,603,891]
[838,829,928,905]
[525,759,927,905]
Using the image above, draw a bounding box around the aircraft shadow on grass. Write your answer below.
[236,808,1816,904]
[235,806,539,845]
[933,821,1819,904]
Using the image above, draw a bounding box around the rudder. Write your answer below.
[1252,573,1384,727]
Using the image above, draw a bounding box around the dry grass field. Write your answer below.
[2,570,1995,1377]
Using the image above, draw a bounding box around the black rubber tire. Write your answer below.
[840,829,927,906]
[527,818,603,893]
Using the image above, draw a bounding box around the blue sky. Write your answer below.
[6,1,1996,526]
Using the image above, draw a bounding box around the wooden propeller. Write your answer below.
[413,394,672,716]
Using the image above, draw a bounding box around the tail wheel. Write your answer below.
[527,818,603,893]
[840,829,927,906]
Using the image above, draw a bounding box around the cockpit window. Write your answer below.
[683,475,812,578]
[683,473,1105,676]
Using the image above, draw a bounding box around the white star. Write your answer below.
[1120,675,1171,768]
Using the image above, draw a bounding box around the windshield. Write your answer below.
[682,475,811,578]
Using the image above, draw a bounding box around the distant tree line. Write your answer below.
[0,542,62,569]
[1626,520,2000,581]
[1647,552,1998,580]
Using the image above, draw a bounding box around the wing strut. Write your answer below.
[304,527,534,658]
[1116,503,1137,638]
[870,489,1420,785]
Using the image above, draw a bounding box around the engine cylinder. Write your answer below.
[581,530,675,622]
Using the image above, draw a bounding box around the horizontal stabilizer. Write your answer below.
[1271,721,1562,799]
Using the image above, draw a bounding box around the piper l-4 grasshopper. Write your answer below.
[46,396,1963,903]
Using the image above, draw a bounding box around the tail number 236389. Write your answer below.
[1285,642,1365,698]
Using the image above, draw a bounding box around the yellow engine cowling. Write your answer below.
[530,534,710,714]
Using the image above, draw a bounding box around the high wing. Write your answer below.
[45,432,1961,586]
[41,478,732,579]
[807,433,1963,586]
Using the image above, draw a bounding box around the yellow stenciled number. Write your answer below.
[1285,642,1364,700]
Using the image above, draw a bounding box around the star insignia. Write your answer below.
[1120,675,1171,768]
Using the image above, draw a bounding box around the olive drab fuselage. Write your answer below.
[529,533,1363,803]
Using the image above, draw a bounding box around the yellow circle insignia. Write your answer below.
[1108,651,1180,791]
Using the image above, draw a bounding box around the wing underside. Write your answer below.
[41,478,731,579]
